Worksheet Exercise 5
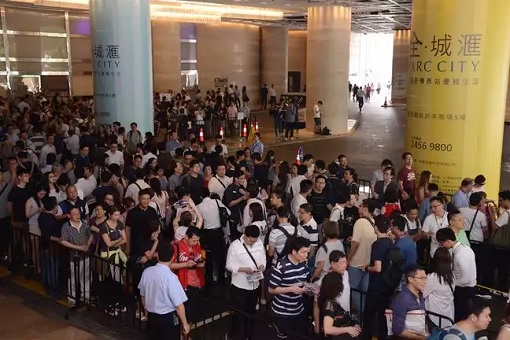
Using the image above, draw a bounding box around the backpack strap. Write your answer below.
[276,225,292,238]
[467,208,479,241]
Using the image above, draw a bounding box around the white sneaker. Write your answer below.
[260,299,267,305]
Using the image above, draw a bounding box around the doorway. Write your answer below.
[288,71,301,93]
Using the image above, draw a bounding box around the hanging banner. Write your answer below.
[406,0,510,198]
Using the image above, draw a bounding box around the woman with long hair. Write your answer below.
[318,272,361,339]
[273,161,291,191]
[423,247,455,329]
[149,178,169,226]
[343,169,359,198]
[42,171,65,203]
[249,203,267,241]
[26,184,47,237]
[89,203,109,256]
[416,170,432,205]
[203,165,214,188]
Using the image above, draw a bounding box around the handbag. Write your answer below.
[215,199,231,237]
[385,309,426,336]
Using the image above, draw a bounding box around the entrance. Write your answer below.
[288,71,301,92]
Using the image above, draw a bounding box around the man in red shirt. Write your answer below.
[397,152,416,194]
[170,227,205,325]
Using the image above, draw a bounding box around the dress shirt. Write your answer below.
[422,212,449,257]
[452,189,470,209]
[423,272,454,327]
[105,150,124,167]
[138,263,188,314]
[75,175,97,199]
[291,193,307,221]
[39,144,56,166]
[197,197,231,230]
[226,238,267,290]
[452,241,477,287]
[208,175,232,200]
[243,198,267,227]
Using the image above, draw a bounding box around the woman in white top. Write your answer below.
[423,247,455,329]
[26,184,47,236]
[248,203,267,242]
[43,171,66,203]
[174,211,203,242]
[149,178,169,222]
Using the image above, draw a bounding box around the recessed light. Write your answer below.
[284,3,292,6]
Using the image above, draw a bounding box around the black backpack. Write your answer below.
[331,207,354,240]
[276,225,298,259]
[382,242,405,290]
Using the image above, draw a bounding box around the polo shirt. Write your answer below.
[269,256,308,317]
[390,286,425,336]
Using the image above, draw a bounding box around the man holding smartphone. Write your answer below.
[170,227,205,326]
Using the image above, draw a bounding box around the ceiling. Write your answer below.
[3,0,413,32]
[193,0,413,31]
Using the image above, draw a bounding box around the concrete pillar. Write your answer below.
[288,30,307,92]
[196,23,260,104]
[90,0,154,134]
[306,6,351,134]
[506,71,510,122]
[261,26,288,98]
[152,20,181,93]
[407,0,510,198]
[391,30,411,104]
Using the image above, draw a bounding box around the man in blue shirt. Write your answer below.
[390,215,418,271]
[390,265,427,339]
[452,178,474,209]
[139,243,190,339]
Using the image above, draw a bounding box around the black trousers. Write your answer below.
[185,286,202,323]
[454,286,476,322]
[363,289,392,340]
[273,312,308,338]
[285,122,294,138]
[0,217,10,259]
[147,312,180,340]
[230,285,259,339]
[202,228,226,285]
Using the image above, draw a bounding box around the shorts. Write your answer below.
[314,117,321,126]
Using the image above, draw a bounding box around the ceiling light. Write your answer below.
[33,0,88,9]
[151,10,221,23]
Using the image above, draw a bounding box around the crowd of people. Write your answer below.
[1,90,510,340]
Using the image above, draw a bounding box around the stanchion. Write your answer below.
[199,128,204,142]
[255,121,259,133]
[242,124,247,139]
[382,97,388,108]
[219,126,224,139]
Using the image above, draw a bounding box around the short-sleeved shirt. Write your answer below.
[394,235,417,270]
[496,209,510,228]
[368,237,392,292]
[315,239,345,277]
[350,217,377,268]
[61,220,91,257]
[307,190,329,223]
[269,257,308,317]
[460,207,487,242]
[125,205,159,258]
[0,182,11,219]
[298,218,319,248]
[99,221,124,253]
[8,186,31,223]
[138,263,188,314]
[269,223,300,264]
[397,166,416,192]
[422,212,449,257]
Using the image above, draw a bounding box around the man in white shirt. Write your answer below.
[269,84,277,106]
[460,192,487,243]
[288,164,308,198]
[313,100,322,133]
[125,169,150,205]
[197,188,231,285]
[291,179,313,221]
[420,196,449,257]
[436,227,477,322]
[226,225,266,339]
[39,134,56,167]
[209,135,228,157]
[105,141,124,168]
[74,166,97,199]
[208,164,232,200]
[65,130,80,156]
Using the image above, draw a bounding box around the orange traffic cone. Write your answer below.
[219,126,224,139]
[199,128,204,142]
[295,149,301,165]
[255,121,259,133]
[242,124,247,138]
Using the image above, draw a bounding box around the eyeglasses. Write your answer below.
[412,276,427,281]
[431,204,442,209]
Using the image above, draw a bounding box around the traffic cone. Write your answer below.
[199,128,204,142]
[382,96,388,108]
[295,148,301,165]
[242,124,247,138]
[219,126,224,139]
[255,121,259,133]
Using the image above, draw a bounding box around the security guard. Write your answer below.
[138,243,190,339]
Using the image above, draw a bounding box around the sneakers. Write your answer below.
[260,299,267,305]
[136,310,148,322]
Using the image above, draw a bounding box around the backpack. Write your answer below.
[427,326,467,340]
[382,242,405,290]
[331,207,354,239]
[276,225,298,259]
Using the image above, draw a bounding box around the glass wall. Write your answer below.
[180,23,198,88]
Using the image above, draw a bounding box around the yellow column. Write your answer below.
[391,30,411,104]
[306,6,351,134]
[261,27,288,99]
[152,20,181,92]
[407,0,510,198]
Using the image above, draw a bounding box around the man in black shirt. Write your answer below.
[307,175,330,224]
[7,167,32,228]
[223,170,249,238]
[181,160,204,204]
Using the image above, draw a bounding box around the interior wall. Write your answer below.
[288,30,307,92]
[196,22,260,103]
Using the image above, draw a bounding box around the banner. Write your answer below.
[406,0,510,198]
[90,0,154,134]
